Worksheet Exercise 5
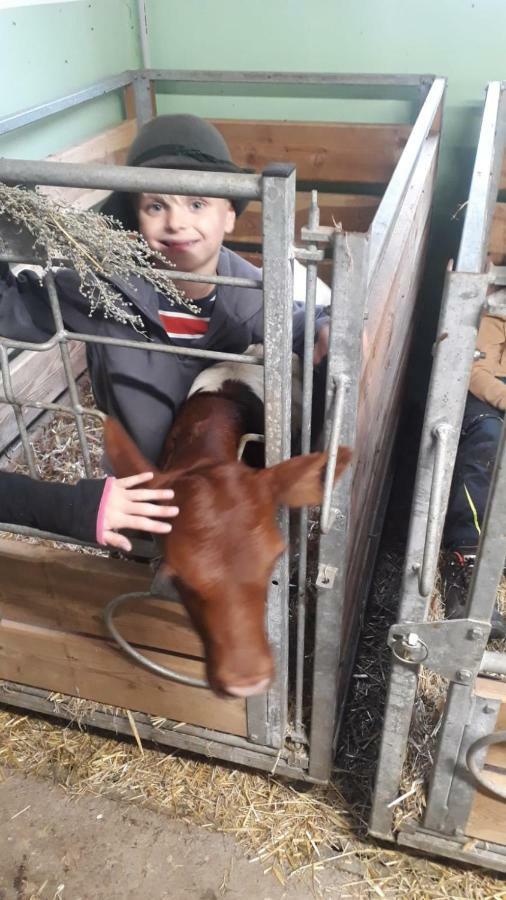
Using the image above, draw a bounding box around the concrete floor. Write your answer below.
[0,772,356,900]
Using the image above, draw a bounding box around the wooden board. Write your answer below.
[0,539,203,658]
[465,677,506,846]
[233,193,380,245]
[0,341,87,453]
[39,118,137,210]
[212,120,411,185]
[489,201,506,264]
[0,540,246,736]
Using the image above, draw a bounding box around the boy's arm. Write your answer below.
[469,314,506,410]
[0,470,103,542]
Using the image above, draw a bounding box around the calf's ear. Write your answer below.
[264,446,352,509]
[104,416,157,478]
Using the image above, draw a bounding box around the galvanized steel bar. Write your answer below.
[320,374,348,535]
[136,0,151,70]
[417,421,454,596]
[309,231,369,782]
[256,163,296,749]
[457,82,506,274]
[0,72,133,136]
[370,269,490,839]
[293,190,319,740]
[0,159,262,203]
[147,69,431,88]
[0,344,37,477]
[423,681,475,831]
[44,273,92,475]
[368,77,446,286]
[132,73,154,128]
[480,650,506,675]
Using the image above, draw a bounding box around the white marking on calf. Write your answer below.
[188,344,303,434]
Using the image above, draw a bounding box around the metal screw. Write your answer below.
[456,669,473,683]
[484,704,496,714]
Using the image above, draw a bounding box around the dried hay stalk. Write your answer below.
[0,181,199,331]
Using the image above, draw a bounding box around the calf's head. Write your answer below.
[104,417,351,698]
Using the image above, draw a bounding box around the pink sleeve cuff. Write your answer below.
[96,476,116,545]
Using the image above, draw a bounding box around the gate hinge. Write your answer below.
[388,618,490,684]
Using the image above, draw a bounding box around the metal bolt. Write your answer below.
[456,669,473,683]
[484,704,496,714]
[468,627,484,640]
[407,632,419,647]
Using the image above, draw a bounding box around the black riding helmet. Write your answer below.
[100,114,253,229]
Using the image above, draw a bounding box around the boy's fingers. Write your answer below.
[119,515,173,534]
[124,502,179,518]
[122,488,175,502]
[103,530,132,552]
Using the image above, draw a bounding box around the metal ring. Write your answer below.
[103,591,209,689]
[466,730,506,800]
[390,634,429,665]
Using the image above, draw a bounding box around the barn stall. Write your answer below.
[370,81,506,873]
[0,69,444,784]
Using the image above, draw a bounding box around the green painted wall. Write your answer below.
[146,0,505,393]
[0,0,140,159]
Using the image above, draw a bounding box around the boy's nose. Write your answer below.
[164,207,188,232]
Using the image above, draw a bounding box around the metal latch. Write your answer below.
[388,618,490,684]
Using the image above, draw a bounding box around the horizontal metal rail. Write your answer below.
[0,332,264,365]
[147,69,433,88]
[0,72,133,137]
[368,77,445,286]
[480,650,506,676]
[0,159,262,203]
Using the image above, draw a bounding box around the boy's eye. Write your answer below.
[190,199,206,211]
[148,202,163,212]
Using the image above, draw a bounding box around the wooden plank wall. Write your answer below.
[0,539,247,736]
[342,136,439,655]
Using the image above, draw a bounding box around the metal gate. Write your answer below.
[371,81,506,871]
[0,70,443,782]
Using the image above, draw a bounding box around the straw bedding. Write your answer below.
[1,391,506,898]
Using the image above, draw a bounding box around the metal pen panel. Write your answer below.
[309,231,369,782]
[370,269,490,839]
[457,82,506,274]
[368,77,446,286]
[257,164,296,749]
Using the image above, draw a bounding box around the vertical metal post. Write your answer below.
[132,73,154,129]
[293,191,319,742]
[247,164,295,748]
[370,269,489,838]
[44,273,92,476]
[136,0,151,70]
[308,231,369,781]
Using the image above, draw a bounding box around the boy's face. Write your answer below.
[137,193,236,276]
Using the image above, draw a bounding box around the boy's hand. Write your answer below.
[101,472,179,551]
[313,324,329,366]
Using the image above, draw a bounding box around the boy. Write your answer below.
[0,115,329,464]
